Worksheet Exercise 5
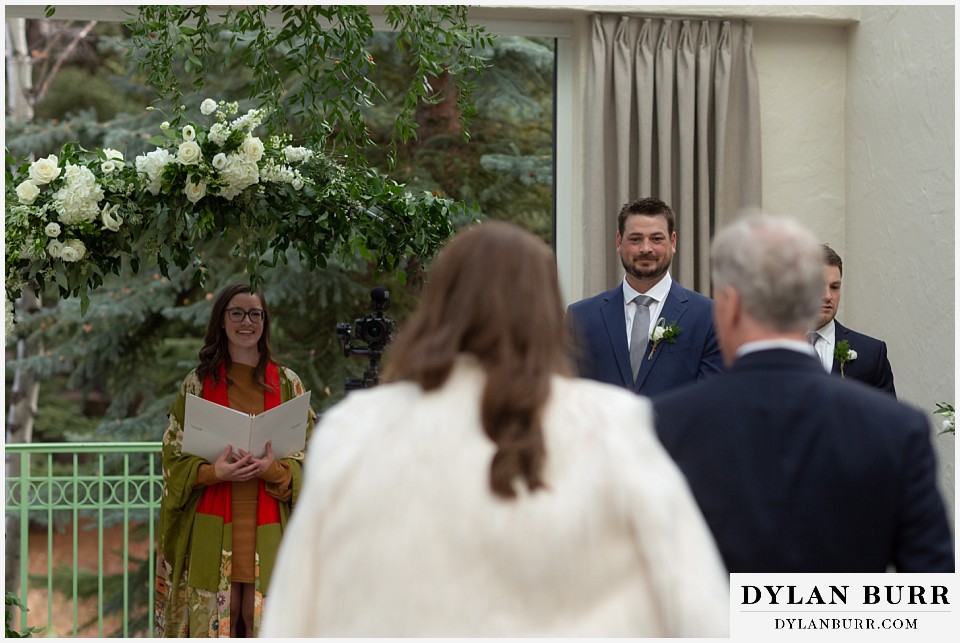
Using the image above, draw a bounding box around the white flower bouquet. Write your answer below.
[6,98,468,319]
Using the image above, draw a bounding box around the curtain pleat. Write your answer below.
[583,15,762,295]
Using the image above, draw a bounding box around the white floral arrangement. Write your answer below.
[6,97,463,323]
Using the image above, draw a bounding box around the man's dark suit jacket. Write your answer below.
[651,348,954,573]
[832,320,896,396]
[565,281,723,397]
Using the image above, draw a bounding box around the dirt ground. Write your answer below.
[11,519,153,638]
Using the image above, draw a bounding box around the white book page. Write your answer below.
[249,391,311,459]
[182,394,253,462]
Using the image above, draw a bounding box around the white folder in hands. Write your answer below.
[182,391,311,462]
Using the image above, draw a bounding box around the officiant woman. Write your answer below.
[261,221,728,637]
[154,282,315,638]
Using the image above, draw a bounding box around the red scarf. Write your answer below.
[195,362,282,526]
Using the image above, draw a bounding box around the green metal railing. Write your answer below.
[4,442,162,637]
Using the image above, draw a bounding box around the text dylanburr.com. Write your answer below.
[730,573,957,640]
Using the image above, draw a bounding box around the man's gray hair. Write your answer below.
[711,215,823,332]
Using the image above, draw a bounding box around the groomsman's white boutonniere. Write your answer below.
[834,340,857,377]
[934,402,955,435]
[648,318,682,360]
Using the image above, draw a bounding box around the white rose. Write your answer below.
[47,240,64,259]
[200,98,218,116]
[847,349,857,360]
[182,125,196,142]
[291,177,304,191]
[16,180,40,204]
[101,204,123,232]
[212,153,228,170]
[28,155,61,185]
[44,222,61,237]
[177,140,202,165]
[184,177,207,204]
[651,326,665,341]
[240,136,264,162]
[160,121,170,131]
[60,239,86,263]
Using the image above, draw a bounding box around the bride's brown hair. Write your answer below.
[384,221,572,498]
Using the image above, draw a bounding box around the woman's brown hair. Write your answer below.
[197,282,278,391]
[383,221,572,499]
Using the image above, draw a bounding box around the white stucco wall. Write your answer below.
[845,5,955,527]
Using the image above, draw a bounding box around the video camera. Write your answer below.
[336,286,396,392]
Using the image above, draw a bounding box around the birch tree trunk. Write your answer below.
[4,16,38,625]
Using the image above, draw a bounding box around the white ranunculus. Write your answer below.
[28,155,61,184]
[44,222,62,237]
[47,239,64,259]
[135,148,175,195]
[16,180,40,205]
[240,136,264,162]
[200,98,218,115]
[184,177,207,203]
[60,239,86,263]
[182,125,196,142]
[651,326,665,342]
[212,153,228,170]
[177,140,202,165]
[101,204,123,232]
[848,349,857,360]
[53,163,104,225]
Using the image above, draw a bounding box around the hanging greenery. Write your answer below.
[5,98,477,317]
[127,5,495,165]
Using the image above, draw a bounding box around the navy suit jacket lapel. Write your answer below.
[633,282,688,392]
[599,287,634,386]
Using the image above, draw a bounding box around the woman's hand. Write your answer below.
[241,440,277,478]
[211,445,261,482]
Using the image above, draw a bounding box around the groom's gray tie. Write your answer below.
[629,294,654,381]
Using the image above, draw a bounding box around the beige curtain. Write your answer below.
[583,15,762,296]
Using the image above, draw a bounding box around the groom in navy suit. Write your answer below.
[808,244,896,396]
[566,197,722,396]
[652,215,953,573]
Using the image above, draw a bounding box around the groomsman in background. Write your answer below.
[808,244,896,396]
[565,197,723,396]
[652,215,953,573]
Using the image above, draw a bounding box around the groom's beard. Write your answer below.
[622,253,671,283]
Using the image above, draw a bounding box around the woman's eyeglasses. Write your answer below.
[226,308,265,323]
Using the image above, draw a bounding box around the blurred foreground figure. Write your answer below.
[262,221,729,637]
[652,215,953,573]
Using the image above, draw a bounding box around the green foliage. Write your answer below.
[33,67,149,122]
[125,5,494,166]
[5,592,42,638]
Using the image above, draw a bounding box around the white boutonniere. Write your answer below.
[647,318,681,360]
[834,340,857,377]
